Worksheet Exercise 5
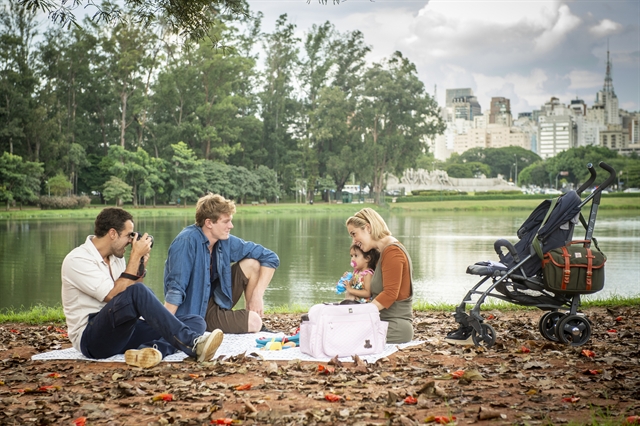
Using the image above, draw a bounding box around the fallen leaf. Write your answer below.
[462,369,485,381]
[317,364,335,375]
[451,370,465,379]
[519,346,531,354]
[243,397,257,413]
[152,393,174,401]
[73,417,87,426]
[211,419,235,425]
[265,362,278,375]
[562,396,580,403]
[404,395,417,405]
[417,381,447,398]
[424,415,456,424]
[478,406,502,420]
[325,393,342,402]
[235,383,252,391]
[625,416,640,424]
[329,355,343,367]
[581,349,596,358]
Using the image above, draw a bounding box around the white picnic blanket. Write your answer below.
[31,332,423,364]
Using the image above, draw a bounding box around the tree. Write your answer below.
[18,0,249,42]
[0,0,39,159]
[446,162,491,179]
[204,161,234,197]
[254,165,279,202]
[100,15,159,149]
[171,141,206,207]
[546,145,618,188]
[227,165,259,204]
[48,172,73,196]
[107,146,149,207]
[259,14,300,191]
[459,146,541,180]
[103,175,133,206]
[311,86,354,194]
[352,52,445,204]
[0,151,43,209]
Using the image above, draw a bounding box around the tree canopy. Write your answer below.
[18,0,249,41]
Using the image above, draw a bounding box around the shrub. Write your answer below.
[410,190,467,196]
[39,195,92,210]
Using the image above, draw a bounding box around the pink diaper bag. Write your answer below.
[300,303,389,358]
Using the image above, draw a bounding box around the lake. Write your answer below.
[0,209,638,311]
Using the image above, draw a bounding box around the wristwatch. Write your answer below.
[119,272,141,281]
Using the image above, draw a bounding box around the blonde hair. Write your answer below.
[195,193,236,227]
[345,208,391,240]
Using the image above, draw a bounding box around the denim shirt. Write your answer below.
[163,224,279,316]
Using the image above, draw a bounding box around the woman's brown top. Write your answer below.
[374,244,412,308]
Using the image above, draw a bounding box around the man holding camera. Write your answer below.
[61,207,223,368]
[164,193,279,334]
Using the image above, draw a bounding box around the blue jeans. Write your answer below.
[80,283,205,359]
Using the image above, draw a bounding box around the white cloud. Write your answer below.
[566,70,602,90]
[589,19,623,37]
[473,69,550,112]
[247,0,639,114]
[533,5,581,53]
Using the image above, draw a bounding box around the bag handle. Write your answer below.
[533,196,559,259]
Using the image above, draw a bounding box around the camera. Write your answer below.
[134,232,154,248]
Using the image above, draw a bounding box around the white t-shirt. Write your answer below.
[61,236,126,352]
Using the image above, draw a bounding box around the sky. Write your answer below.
[246,0,640,116]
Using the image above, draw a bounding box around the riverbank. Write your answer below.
[1,306,638,425]
[1,193,638,220]
[2,296,639,324]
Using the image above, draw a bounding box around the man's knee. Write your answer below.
[238,258,260,278]
[247,311,262,333]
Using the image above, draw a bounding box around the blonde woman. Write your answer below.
[346,208,414,343]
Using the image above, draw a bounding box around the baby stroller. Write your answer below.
[446,162,616,348]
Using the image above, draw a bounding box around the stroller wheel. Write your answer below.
[555,314,592,346]
[471,323,496,348]
[538,311,563,342]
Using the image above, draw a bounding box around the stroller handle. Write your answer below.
[494,239,519,263]
[597,161,616,192]
[576,163,596,195]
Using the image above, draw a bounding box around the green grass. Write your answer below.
[0,304,66,324]
[1,195,638,220]
[2,295,638,325]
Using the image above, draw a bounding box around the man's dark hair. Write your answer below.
[94,208,134,237]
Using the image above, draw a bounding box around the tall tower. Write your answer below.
[594,47,621,125]
[602,49,615,95]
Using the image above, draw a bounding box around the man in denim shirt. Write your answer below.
[164,193,279,333]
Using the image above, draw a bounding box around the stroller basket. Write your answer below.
[448,162,616,348]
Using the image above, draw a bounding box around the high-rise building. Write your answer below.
[489,97,511,126]
[593,49,621,126]
[443,88,477,123]
[452,95,482,121]
[445,88,473,107]
[538,98,576,159]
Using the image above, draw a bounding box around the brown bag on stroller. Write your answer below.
[542,240,606,294]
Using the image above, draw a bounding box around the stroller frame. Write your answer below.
[452,162,616,348]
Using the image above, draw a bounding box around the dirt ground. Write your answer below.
[1,307,639,426]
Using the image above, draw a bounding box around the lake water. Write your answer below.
[1,210,638,311]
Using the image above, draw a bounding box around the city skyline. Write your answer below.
[248,0,639,116]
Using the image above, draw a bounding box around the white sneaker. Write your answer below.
[124,347,162,368]
[194,329,224,362]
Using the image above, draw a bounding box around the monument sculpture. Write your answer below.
[386,169,516,194]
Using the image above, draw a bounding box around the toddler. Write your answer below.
[337,244,380,303]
